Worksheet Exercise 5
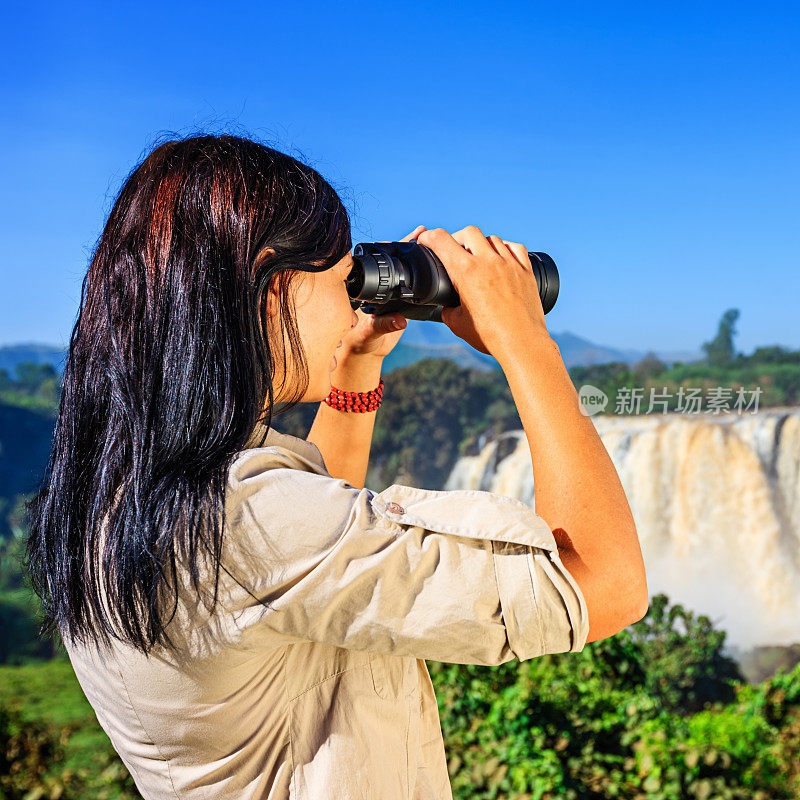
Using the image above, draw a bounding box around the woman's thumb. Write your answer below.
[381,314,406,332]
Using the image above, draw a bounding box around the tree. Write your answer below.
[633,350,667,382]
[701,308,740,366]
[628,593,744,713]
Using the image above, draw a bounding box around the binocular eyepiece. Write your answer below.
[346,239,559,323]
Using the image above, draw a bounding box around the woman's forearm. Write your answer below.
[496,331,649,641]
[306,354,384,490]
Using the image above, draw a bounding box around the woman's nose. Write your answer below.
[351,310,358,329]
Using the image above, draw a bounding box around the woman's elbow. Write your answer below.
[631,586,650,623]
[582,573,650,643]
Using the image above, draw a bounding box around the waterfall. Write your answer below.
[444,407,800,650]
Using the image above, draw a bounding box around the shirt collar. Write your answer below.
[242,418,328,474]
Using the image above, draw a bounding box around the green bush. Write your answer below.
[428,594,800,799]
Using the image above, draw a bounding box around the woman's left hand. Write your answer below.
[338,225,427,360]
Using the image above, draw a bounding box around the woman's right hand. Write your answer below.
[414,225,551,358]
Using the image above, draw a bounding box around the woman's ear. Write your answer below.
[265,278,280,321]
[254,246,277,270]
[255,246,279,319]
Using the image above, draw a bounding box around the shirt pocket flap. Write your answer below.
[370,484,558,552]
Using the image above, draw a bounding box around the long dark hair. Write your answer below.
[25,133,352,654]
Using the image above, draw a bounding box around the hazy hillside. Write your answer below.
[2,325,704,379]
[382,341,498,372]
[0,404,55,538]
[0,343,67,375]
[384,321,704,370]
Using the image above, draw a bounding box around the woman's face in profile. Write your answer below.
[267,251,359,403]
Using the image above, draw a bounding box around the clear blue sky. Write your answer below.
[1,1,798,354]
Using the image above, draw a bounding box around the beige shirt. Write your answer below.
[65,422,590,800]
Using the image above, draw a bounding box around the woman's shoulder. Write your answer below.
[223,433,371,581]
[231,424,330,481]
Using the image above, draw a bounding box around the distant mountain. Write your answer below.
[388,322,704,372]
[0,328,704,380]
[548,331,703,369]
[0,343,67,376]
[393,320,458,348]
[382,342,498,373]
[653,348,707,366]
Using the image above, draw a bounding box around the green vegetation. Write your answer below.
[701,308,740,367]
[0,363,61,417]
[0,364,58,542]
[572,310,800,414]
[1,534,59,664]
[430,596,800,799]
[571,343,800,416]
[0,660,138,799]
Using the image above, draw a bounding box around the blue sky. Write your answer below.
[1,1,798,354]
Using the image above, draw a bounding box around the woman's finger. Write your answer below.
[415,228,476,286]
[449,225,494,257]
[376,225,427,244]
[399,225,427,242]
[502,239,533,270]
[486,234,512,257]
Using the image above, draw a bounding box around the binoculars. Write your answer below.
[346,239,559,323]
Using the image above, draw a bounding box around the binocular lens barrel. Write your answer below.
[347,240,559,324]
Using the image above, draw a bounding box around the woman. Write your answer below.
[26,133,648,799]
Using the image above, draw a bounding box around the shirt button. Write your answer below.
[385,502,404,514]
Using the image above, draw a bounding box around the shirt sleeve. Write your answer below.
[222,452,590,666]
